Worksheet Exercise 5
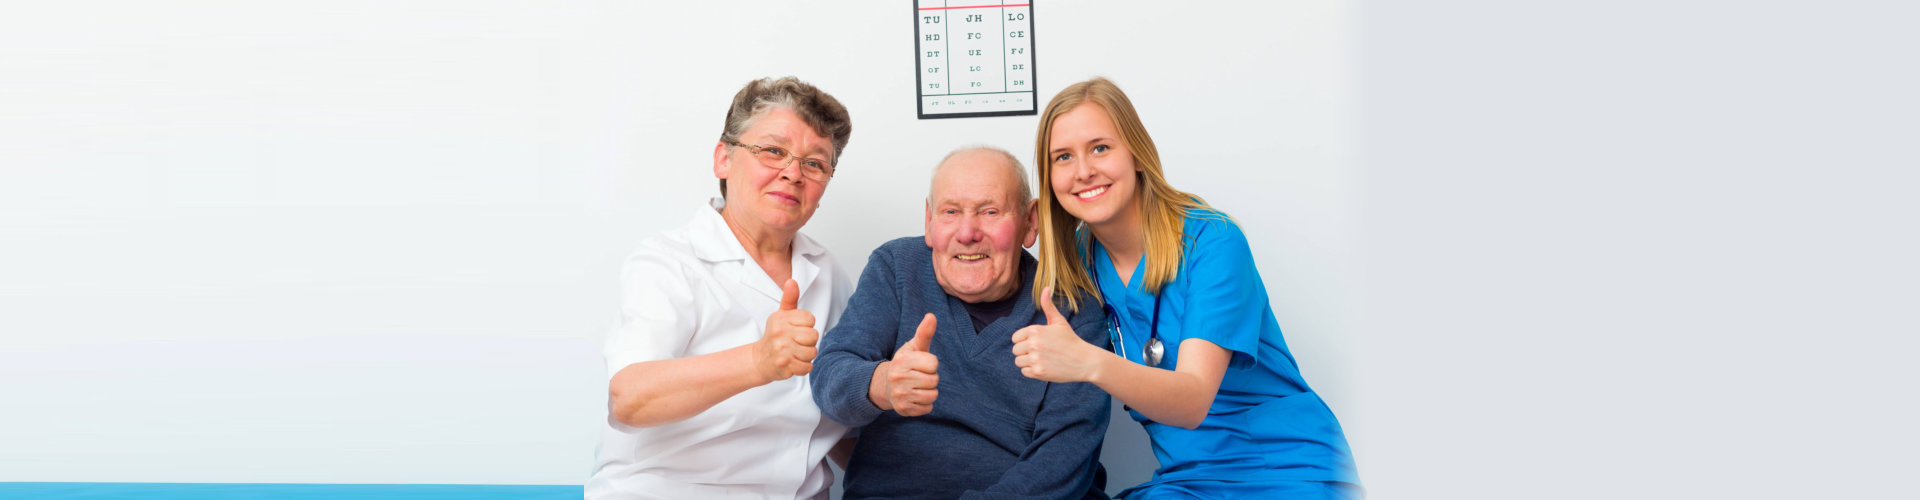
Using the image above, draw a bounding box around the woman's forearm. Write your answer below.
[608,344,767,427]
[1087,338,1231,429]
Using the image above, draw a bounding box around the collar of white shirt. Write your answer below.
[686,198,829,301]
[688,198,828,262]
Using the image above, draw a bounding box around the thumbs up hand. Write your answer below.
[754,279,819,384]
[884,313,940,417]
[1012,286,1104,383]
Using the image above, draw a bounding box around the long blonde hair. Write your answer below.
[1033,77,1221,313]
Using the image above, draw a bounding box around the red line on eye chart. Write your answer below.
[917,3,1030,10]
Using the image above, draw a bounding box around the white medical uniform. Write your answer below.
[588,200,853,500]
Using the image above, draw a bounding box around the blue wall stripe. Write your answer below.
[0,483,582,499]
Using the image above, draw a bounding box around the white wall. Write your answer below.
[0,0,1358,491]
[11,1,1914,498]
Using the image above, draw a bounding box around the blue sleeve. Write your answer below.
[810,247,902,427]
[1184,218,1267,370]
[964,293,1112,500]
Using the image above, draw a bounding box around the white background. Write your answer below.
[3,1,1914,498]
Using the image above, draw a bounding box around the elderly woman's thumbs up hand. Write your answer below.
[754,279,819,384]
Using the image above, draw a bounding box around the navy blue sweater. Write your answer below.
[812,237,1112,500]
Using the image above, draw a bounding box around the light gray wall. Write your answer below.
[1355,1,1917,499]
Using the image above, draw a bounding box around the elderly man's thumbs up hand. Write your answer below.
[882,313,941,417]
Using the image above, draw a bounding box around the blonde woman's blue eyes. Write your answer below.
[1055,145,1111,164]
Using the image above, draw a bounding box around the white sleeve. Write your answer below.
[603,249,700,378]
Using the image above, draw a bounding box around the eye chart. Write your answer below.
[914,1,1036,119]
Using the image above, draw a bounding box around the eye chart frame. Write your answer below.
[913,1,1037,119]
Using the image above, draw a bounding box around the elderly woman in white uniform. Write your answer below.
[588,77,856,500]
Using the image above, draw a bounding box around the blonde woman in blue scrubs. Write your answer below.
[1011,77,1362,499]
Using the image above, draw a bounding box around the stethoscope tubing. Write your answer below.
[1090,258,1164,366]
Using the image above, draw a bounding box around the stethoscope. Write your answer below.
[1090,258,1165,367]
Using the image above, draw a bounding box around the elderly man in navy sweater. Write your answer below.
[811,146,1112,499]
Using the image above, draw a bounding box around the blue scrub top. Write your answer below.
[1090,210,1360,492]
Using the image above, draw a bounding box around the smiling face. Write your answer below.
[713,106,833,236]
[1046,102,1141,230]
[925,150,1039,303]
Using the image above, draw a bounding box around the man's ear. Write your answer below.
[1022,199,1040,248]
[924,199,935,248]
[713,141,731,180]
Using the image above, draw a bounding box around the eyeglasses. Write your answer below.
[727,141,835,182]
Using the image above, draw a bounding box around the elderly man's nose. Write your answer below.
[956,217,984,243]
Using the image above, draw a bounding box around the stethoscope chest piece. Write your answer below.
[1143,337,1165,366]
